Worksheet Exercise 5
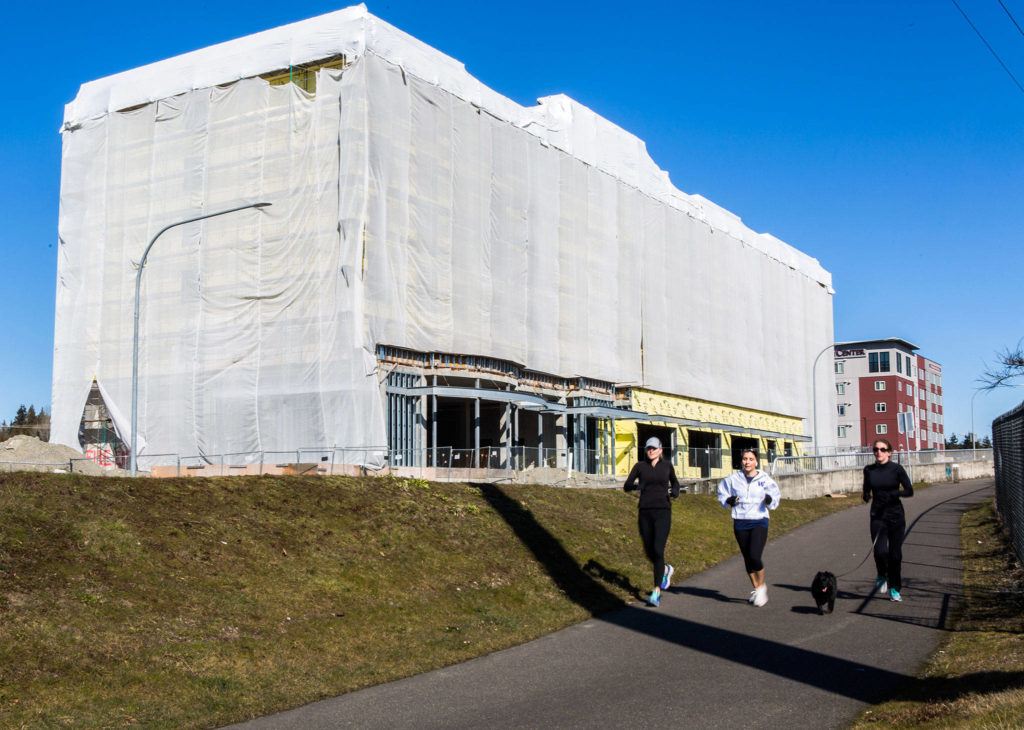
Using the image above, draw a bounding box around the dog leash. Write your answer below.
[833,531,881,579]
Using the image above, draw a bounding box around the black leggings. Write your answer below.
[871,514,906,591]
[638,509,672,588]
[734,525,768,573]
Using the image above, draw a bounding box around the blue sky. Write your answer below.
[2,0,1023,441]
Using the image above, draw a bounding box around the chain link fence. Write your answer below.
[993,401,1024,564]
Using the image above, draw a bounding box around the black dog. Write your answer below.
[811,571,837,615]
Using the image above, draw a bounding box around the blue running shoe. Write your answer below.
[649,588,660,607]
[890,588,902,602]
[661,564,674,591]
[875,575,888,594]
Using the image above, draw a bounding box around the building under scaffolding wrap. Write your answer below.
[53,4,836,479]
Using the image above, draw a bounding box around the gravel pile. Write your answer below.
[0,435,123,476]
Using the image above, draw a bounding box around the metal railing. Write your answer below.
[0,444,615,482]
[994,402,1024,564]
[1,460,75,473]
[771,448,993,476]
[5,444,995,487]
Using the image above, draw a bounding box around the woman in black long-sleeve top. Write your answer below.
[624,436,681,607]
[863,438,913,602]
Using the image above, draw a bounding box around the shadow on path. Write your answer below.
[844,484,991,628]
[473,482,909,704]
[902,484,992,540]
[677,586,747,603]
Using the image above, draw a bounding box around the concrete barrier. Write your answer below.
[775,459,994,500]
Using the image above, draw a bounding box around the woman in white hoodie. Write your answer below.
[717,449,781,606]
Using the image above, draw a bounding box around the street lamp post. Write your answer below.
[811,342,835,457]
[130,202,271,476]
[970,388,982,460]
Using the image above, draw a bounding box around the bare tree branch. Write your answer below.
[979,338,1024,389]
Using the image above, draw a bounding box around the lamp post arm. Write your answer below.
[811,342,835,456]
[130,202,271,476]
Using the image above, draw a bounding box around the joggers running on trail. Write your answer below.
[863,437,913,602]
[718,449,781,607]
[624,437,681,607]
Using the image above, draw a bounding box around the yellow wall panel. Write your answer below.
[609,389,804,479]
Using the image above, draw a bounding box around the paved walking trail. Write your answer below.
[226,478,993,729]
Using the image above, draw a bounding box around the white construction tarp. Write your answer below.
[53,6,835,464]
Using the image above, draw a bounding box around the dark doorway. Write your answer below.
[637,424,675,464]
[426,397,506,467]
[686,430,721,478]
[730,436,760,471]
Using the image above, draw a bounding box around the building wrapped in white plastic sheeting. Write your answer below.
[53,4,836,476]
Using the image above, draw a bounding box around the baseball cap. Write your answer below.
[645,437,662,449]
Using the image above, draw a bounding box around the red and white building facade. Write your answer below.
[833,338,944,451]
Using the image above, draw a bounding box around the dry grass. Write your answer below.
[853,497,1024,729]
[0,472,856,729]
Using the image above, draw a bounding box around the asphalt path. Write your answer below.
[225,478,993,730]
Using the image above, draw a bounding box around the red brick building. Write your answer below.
[833,338,944,451]
[916,354,944,450]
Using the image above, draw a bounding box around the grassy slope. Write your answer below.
[0,473,854,728]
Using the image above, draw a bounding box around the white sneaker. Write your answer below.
[752,584,768,607]
[748,590,757,604]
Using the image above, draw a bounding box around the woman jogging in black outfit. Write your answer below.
[863,438,913,602]
[624,437,681,607]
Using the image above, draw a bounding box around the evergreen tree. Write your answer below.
[946,433,960,449]
[13,405,27,426]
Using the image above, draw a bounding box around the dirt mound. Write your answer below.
[0,435,122,476]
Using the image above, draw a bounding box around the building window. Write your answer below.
[869,352,879,372]
[879,352,890,371]
[897,355,902,374]
[874,380,886,391]
[837,405,846,416]
[835,362,844,374]
[907,384,914,398]
[876,424,887,434]
[898,381,903,392]
[906,355,913,374]
[838,426,847,438]
[836,383,845,395]
[875,402,887,412]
